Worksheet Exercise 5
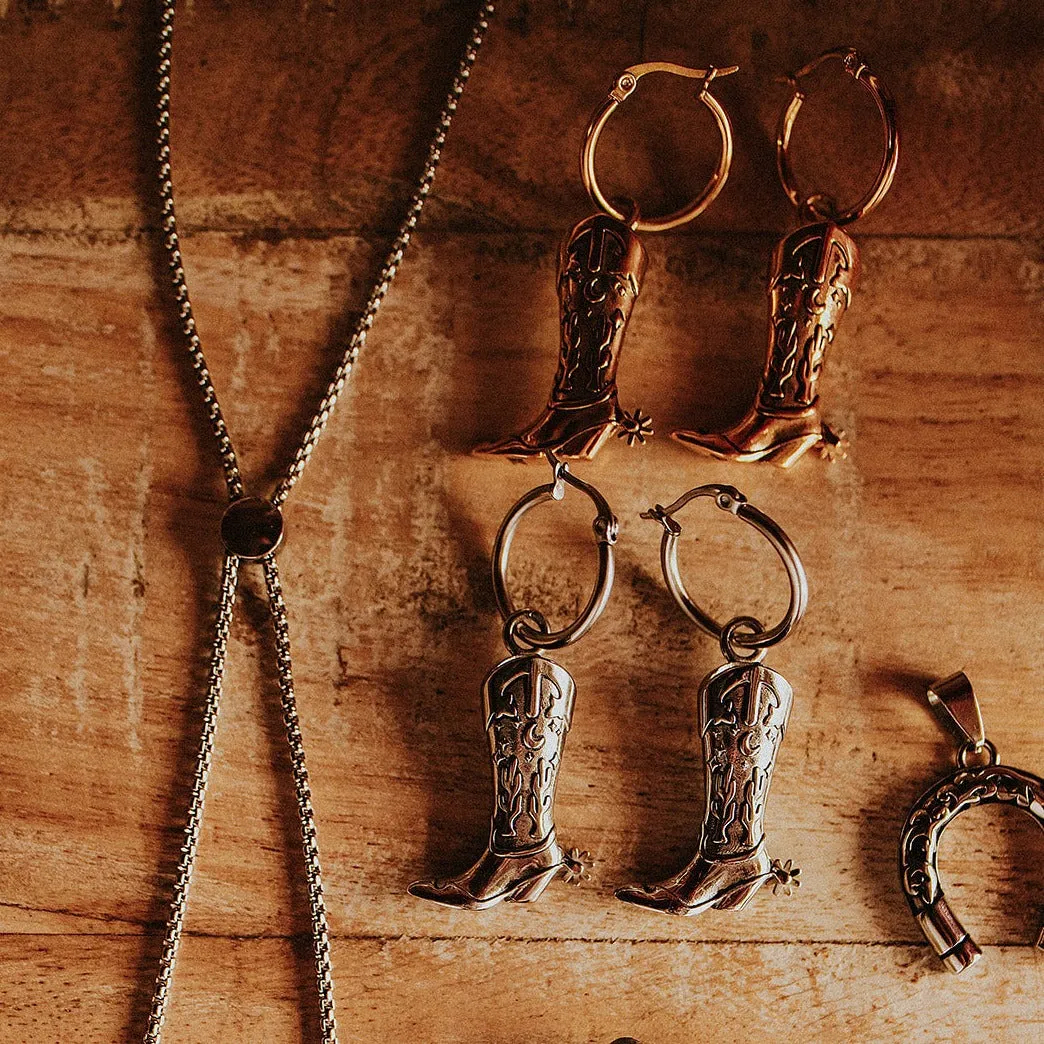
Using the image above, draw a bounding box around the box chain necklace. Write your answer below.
[146,1,496,1040]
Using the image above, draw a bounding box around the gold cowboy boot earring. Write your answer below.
[476,62,737,461]
[674,48,899,467]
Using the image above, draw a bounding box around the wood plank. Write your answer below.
[0,1,1040,237]
[2,935,1042,1043]
[1,3,1042,1038]
[0,230,1040,954]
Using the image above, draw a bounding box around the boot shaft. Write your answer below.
[483,653,576,853]
[551,213,648,407]
[699,661,793,857]
[759,221,859,412]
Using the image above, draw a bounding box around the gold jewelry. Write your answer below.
[674,47,899,468]
[476,62,737,461]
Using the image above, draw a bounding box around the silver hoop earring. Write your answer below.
[617,484,807,916]
[409,452,616,909]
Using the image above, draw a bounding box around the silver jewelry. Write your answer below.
[899,671,1044,972]
[408,453,615,909]
[617,485,807,915]
[144,3,496,1040]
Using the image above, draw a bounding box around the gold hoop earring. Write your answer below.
[674,47,899,468]
[476,62,737,461]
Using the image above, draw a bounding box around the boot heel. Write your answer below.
[557,426,612,460]
[712,875,766,911]
[507,866,561,903]
[762,434,819,469]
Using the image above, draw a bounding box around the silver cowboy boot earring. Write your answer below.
[674,48,899,467]
[409,452,616,909]
[617,485,807,915]
[475,62,736,461]
[899,672,1044,973]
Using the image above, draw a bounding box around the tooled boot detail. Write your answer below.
[475,213,650,461]
[616,662,798,915]
[408,654,576,910]
[674,222,857,467]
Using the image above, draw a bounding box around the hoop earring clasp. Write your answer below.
[492,452,618,652]
[581,62,738,233]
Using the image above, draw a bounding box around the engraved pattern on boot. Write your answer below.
[700,663,790,858]
[674,222,860,466]
[761,223,856,410]
[475,213,649,460]
[616,662,795,915]
[408,654,576,910]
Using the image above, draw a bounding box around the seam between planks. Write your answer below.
[0,929,1038,949]
[0,225,1040,244]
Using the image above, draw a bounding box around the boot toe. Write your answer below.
[472,434,539,458]
[671,429,736,458]
[614,884,691,915]
[407,879,476,909]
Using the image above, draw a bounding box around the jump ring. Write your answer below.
[720,616,768,663]
[581,62,738,233]
[492,454,617,651]
[776,48,899,226]
[957,738,999,770]
[643,483,808,651]
[503,609,551,655]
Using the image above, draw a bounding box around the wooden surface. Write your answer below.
[1,1,1043,1041]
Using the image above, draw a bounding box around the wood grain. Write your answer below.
[1,1,1043,1042]
[0,0,1041,236]
[3,937,1044,1044]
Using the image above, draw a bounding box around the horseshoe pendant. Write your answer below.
[898,672,1044,972]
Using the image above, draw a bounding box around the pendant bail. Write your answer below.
[927,671,985,749]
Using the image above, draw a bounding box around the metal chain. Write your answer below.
[156,0,495,506]
[263,559,338,1040]
[144,555,240,1044]
[156,3,243,500]
[271,2,495,506]
[147,0,496,1039]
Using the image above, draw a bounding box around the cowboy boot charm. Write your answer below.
[617,485,807,915]
[409,453,616,909]
[409,653,577,909]
[674,48,898,467]
[618,660,796,914]
[675,222,858,466]
[476,61,737,461]
[475,214,649,460]
[899,672,1044,972]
